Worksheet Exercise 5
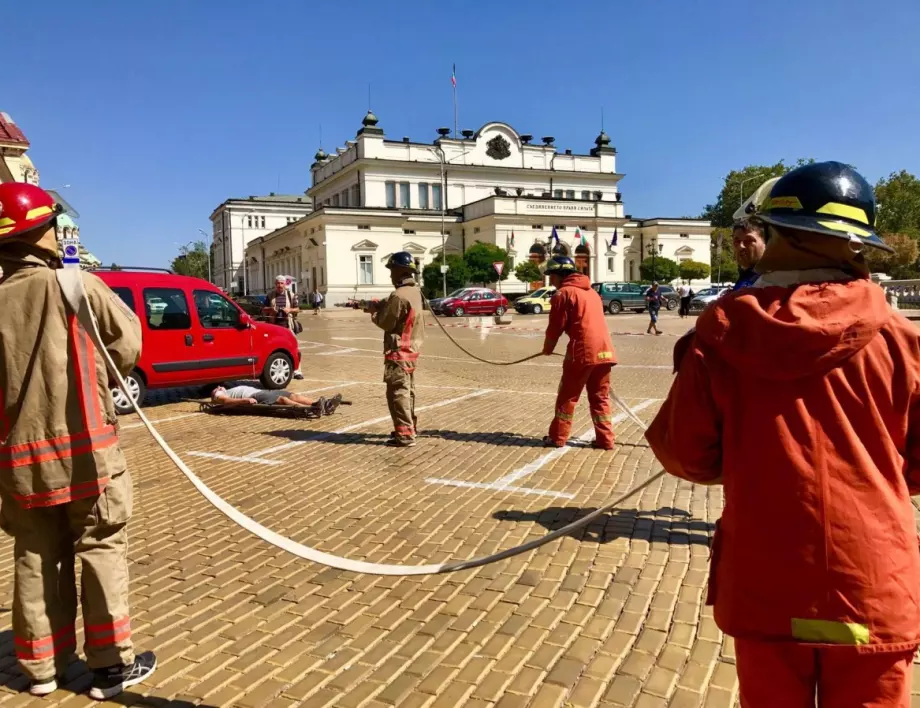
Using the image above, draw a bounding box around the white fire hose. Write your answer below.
[58,269,664,576]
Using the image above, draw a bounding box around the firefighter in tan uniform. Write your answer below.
[366,251,424,447]
[0,183,157,699]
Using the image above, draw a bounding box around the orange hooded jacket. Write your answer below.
[646,276,920,653]
[543,273,616,366]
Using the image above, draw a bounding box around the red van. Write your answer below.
[91,269,302,414]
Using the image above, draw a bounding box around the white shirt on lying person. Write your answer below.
[214,385,261,399]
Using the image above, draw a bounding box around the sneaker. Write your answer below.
[89,651,157,701]
[30,676,58,696]
[309,397,327,416]
[293,370,304,380]
[323,394,343,416]
[386,437,416,448]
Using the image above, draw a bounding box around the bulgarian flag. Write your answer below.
[576,228,587,248]
[451,64,457,88]
[509,231,515,248]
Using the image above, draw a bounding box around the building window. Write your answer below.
[553,189,563,199]
[399,182,410,208]
[351,184,360,207]
[607,256,615,272]
[659,244,664,254]
[247,216,252,228]
[358,225,371,230]
[403,229,416,234]
[579,225,588,230]
[359,255,373,284]
[624,234,632,240]
[581,191,591,200]
[340,190,348,207]
[261,216,266,228]
[565,190,575,200]
[418,183,429,210]
[532,224,544,230]
[332,194,339,207]
[385,182,396,208]
[554,225,567,230]
[431,183,442,210]
[680,233,689,238]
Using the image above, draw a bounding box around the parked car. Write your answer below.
[439,288,509,317]
[591,282,678,314]
[514,286,556,315]
[234,294,270,319]
[689,286,730,313]
[429,287,490,315]
[93,270,302,414]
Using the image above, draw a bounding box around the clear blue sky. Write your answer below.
[5,0,918,267]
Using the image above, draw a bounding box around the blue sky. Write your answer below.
[4,0,918,267]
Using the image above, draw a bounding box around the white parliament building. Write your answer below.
[228,111,711,304]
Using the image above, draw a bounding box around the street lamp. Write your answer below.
[646,242,658,282]
[197,228,212,283]
[430,145,448,298]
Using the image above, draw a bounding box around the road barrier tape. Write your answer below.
[57,269,664,576]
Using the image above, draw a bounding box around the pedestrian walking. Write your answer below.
[0,183,157,699]
[678,283,692,317]
[264,276,304,378]
[366,251,424,447]
[309,286,324,315]
[647,162,920,707]
[645,282,663,335]
[541,256,617,450]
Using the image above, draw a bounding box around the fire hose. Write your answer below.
[59,269,664,576]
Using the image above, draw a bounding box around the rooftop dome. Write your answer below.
[314,147,327,161]
[595,130,611,147]
[362,110,379,127]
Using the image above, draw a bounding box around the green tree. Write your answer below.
[865,232,920,276]
[702,159,814,228]
[679,259,711,284]
[170,241,210,279]
[464,242,511,285]
[875,170,920,235]
[710,228,739,283]
[639,256,679,283]
[421,254,471,299]
[514,260,543,286]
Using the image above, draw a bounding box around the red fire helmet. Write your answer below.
[0,182,62,239]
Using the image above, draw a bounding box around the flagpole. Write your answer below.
[452,63,458,139]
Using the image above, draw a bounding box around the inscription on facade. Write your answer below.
[524,202,595,214]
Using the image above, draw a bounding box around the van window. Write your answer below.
[111,287,136,314]
[602,283,620,293]
[194,290,241,328]
[144,288,191,330]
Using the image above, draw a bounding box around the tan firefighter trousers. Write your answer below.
[384,362,417,440]
[0,470,135,679]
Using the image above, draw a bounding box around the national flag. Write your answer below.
[509,231,515,248]
[576,228,587,248]
[451,64,457,88]
[549,226,560,248]
[610,228,618,248]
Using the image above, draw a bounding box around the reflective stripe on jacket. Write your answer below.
[0,250,142,508]
[372,278,424,372]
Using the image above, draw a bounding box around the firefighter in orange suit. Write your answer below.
[646,163,920,706]
[0,183,156,699]
[542,255,617,449]
[367,251,424,447]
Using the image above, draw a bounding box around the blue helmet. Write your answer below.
[385,251,418,272]
[544,255,578,275]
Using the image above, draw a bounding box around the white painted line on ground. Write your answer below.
[331,337,381,342]
[121,413,200,430]
[425,398,657,498]
[188,389,494,464]
[424,479,576,499]
[317,347,358,355]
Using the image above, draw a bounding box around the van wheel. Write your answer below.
[261,352,293,389]
[111,372,145,415]
[532,304,542,315]
[607,300,623,315]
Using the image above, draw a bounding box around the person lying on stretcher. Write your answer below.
[211,385,342,415]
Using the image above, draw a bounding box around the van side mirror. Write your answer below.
[238,313,254,329]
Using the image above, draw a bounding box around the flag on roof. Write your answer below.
[451,64,457,88]
[576,228,587,247]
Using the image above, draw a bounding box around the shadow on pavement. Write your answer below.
[492,506,713,545]
[262,428,550,447]
[0,636,217,706]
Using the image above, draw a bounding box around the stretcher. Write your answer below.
[190,396,352,419]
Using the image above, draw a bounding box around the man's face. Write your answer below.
[732,227,766,270]
[275,282,285,294]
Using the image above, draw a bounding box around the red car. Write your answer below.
[93,269,302,414]
[440,288,509,317]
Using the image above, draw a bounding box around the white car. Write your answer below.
[147,297,168,314]
[689,287,730,313]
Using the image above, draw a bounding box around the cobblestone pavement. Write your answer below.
[0,309,916,707]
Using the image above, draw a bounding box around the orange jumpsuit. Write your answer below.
[646,275,920,707]
[543,273,617,448]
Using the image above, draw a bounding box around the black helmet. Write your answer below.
[544,255,578,275]
[385,251,417,271]
[755,161,891,252]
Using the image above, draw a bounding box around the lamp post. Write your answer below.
[646,242,657,282]
[431,145,448,297]
[197,228,212,283]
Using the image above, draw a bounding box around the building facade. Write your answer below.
[241,112,711,304]
[209,194,314,293]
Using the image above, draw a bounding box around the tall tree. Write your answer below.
[421,254,471,299]
[702,159,813,228]
[513,260,543,286]
[464,242,511,285]
[171,241,210,280]
[875,170,920,236]
[865,232,920,278]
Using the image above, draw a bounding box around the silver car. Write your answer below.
[689,287,730,313]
